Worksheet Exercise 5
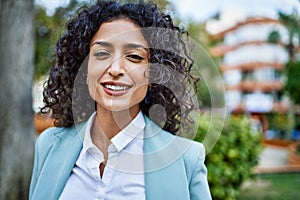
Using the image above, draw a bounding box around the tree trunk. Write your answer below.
[0,0,35,199]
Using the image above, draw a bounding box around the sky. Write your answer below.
[35,0,71,15]
[172,0,300,22]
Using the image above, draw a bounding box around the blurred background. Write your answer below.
[1,0,300,199]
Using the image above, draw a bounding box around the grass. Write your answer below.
[237,173,300,200]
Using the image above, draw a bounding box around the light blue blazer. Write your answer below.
[29,116,211,200]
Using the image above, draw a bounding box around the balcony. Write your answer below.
[226,80,283,92]
[231,101,289,113]
[221,61,284,72]
[210,41,286,57]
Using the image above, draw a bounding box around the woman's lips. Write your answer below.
[101,82,132,96]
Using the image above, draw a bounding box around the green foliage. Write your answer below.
[197,81,212,107]
[34,0,84,80]
[195,116,263,200]
[285,61,300,104]
[278,11,300,61]
[278,10,300,42]
[187,22,211,48]
[266,112,293,132]
[267,30,281,43]
[34,6,59,80]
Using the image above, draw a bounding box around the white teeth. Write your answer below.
[105,84,129,91]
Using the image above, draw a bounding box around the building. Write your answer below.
[208,15,291,134]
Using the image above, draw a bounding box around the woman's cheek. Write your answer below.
[87,76,97,101]
[87,65,100,100]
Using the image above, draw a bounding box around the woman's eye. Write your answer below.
[94,51,110,59]
[127,54,144,62]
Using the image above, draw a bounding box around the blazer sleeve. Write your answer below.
[29,134,42,199]
[189,143,212,200]
[29,127,60,199]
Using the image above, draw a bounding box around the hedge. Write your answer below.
[195,115,263,200]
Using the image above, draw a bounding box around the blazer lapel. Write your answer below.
[143,117,190,200]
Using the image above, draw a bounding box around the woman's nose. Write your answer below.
[107,56,125,77]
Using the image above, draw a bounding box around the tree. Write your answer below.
[278,10,300,61]
[278,11,300,125]
[285,61,300,104]
[0,0,35,199]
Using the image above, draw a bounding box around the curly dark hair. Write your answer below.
[42,0,198,134]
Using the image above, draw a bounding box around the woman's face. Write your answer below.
[88,19,149,115]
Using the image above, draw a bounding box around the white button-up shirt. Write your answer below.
[59,111,146,200]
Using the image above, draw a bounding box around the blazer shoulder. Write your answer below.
[39,126,65,138]
[158,130,206,167]
[149,126,206,161]
[36,125,81,151]
[38,122,85,141]
[37,127,67,144]
[183,139,206,160]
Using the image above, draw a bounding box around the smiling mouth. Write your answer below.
[103,84,130,91]
[101,82,132,96]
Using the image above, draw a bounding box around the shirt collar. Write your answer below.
[82,112,98,155]
[83,111,145,153]
[111,111,145,152]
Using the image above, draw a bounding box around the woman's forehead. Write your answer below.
[90,19,148,47]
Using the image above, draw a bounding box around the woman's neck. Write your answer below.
[93,105,140,140]
[90,104,140,164]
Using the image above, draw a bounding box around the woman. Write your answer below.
[29,1,211,199]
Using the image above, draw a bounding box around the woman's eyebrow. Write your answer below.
[90,41,112,47]
[91,41,148,52]
[125,43,149,52]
